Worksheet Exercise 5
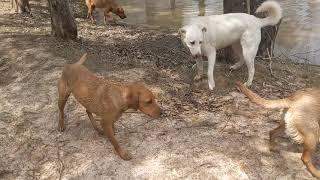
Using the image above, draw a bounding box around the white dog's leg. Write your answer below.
[241,32,260,86]
[230,42,245,70]
[194,57,204,81]
[207,49,217,90]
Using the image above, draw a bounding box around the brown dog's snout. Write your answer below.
[159,109,163,116]
[120,14,127,19]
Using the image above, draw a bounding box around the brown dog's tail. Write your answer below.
[76,53,88,65]
[236,81,292,109]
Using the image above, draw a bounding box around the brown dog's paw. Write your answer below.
[120,151,132,161]
[58,125,65,132]
[268,143,279,153]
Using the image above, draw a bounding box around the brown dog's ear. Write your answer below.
[123,86,139,110]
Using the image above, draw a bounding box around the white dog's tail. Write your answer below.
[256,1,282,27]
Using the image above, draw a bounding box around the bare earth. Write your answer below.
[1,1,320,179]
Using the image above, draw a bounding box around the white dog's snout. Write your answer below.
[190,48,202,57]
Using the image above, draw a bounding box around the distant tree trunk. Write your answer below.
[222,0,280,62]
[170,0,175,9]
[12,0,31,13]
[198,0,205,16]
[48,0,77,40]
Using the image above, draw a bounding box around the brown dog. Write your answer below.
[57,53,161,160]
[85,0,126,23]
[236,82,320,178]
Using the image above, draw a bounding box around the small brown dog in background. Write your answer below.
[57,53,161,160]
[85,0,126,23]
[236,82,320,179]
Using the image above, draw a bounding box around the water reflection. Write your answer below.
[118,0,320,64]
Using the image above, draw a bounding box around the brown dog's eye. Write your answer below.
[146,99,152,104]
[190,41,195,45]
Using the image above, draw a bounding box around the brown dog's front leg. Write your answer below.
[102,121,132,160]
[57,78,70,132]
[86,110,104,135]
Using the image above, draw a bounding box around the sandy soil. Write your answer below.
[1,1,320,179]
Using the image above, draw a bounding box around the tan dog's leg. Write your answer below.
[302,133,320,178]
[86,110,104,135]
[57,78,70,132]
[269,121,285,151]
[102,119,132,160]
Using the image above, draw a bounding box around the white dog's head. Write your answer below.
[179,25,207,58]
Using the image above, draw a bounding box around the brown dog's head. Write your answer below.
[124,83,161,118]
[111,6,126,19]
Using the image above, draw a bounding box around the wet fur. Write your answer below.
[57,53,161,160]
[236,81,320,179]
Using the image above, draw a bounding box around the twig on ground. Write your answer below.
[266,47,275,77]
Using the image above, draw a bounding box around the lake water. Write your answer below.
[118,0,320,65]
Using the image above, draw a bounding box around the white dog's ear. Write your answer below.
[201,27,207,33]
[179,28,186,35]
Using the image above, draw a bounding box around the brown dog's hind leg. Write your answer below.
[102,120,132,160]
[25,0,31,14]
[57,78,70,132]
[269,121,285,152]
[301,133,320,179]
[88,5,95,23]
[86,110,104,135]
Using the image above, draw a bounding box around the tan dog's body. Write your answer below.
[85,0,126,23]
[237,82,320,178]
[58,54,161,160]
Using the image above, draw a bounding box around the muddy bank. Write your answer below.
[1,1,320,179]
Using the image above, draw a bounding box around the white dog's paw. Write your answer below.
[193,74,202,81]
[230,64,241,70]
[208,82,215,90]
[230,65,238,70]
[244,81,252,87]
[192,63,197,70]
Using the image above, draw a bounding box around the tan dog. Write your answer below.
[236,82,320,178]
[57,53,161,160]
[85,0,126,23]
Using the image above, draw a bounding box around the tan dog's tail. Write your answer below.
[76,53,88,65]
[256,1,282,27]
[236,81,292,109]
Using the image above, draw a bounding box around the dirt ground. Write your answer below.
[1,1,320,179]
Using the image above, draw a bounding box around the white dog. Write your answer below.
[180,1,282,90]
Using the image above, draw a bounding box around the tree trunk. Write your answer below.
[222,0,280,62]
[48,0,77,40]
[12,0,31,13]
[170,0,175,9]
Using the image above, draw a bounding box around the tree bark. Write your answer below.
[48,0,77,40]
[222,0,280,61]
